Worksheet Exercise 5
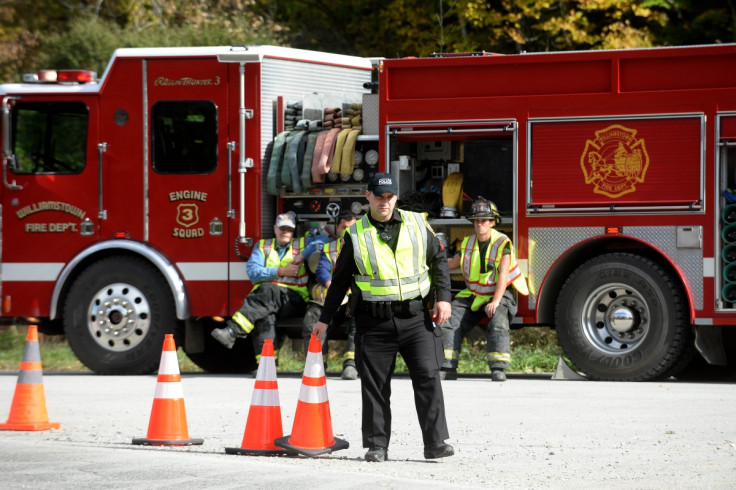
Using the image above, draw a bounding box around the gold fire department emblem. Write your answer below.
[580,124,649,198]
[176,203,199,228]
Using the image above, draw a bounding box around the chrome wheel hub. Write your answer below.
[87,283,150,352]
[581,283,649,354]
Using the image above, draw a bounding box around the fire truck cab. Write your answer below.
[377,44,736,380]
[1,46,373,374]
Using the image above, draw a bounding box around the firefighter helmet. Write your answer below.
[467,197,500,221]
[310,283,328,305]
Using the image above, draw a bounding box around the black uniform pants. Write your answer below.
[355,307,449,448]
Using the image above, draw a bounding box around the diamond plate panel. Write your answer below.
[528,226,703,310]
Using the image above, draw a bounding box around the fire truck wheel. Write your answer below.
[63,256,176,375]
[183,319,257,373]
[555,252,690,381]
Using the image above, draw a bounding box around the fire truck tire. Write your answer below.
[555,252,689,381]
[183,320,257,373]
[63,256,176,375]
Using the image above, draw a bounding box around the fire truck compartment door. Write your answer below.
[529,115,704,211]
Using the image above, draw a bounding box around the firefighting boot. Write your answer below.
[491,368,507,382]
[211,320,245,349]
[341,362,358,380]
[439,367,457,380]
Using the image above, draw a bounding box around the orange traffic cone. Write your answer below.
[275,334,348,457]
[0,325,59,431]
[226,339,287,456]
[132,334,203,446]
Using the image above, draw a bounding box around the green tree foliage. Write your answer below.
[0,0,279,83]
[455,0,669,53]
[253,0,735,57]
[0,0,733,83]
[649,0,736,46]
[250,0,445,57]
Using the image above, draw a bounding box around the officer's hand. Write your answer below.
[432,300,451,326]
[292,254,304,266]
[312,321,328,340]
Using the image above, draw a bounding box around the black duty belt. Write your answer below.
[361,298,424,320]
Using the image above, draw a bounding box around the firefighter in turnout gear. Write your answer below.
[311,172,454,462]
[212,211,328,365]
[301,211,359,380]
[441,197,528,382]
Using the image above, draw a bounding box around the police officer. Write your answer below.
[212,211,328,365]
[312,172,454,462]
[441,197,528,381]
[301,211,359,380]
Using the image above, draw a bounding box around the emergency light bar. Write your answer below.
[22,69,97,84]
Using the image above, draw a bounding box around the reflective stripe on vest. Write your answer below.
[324,238,351,302]
[323,238,343,273]
[456,230,528,311]
[252,236,309,300]
[349,210,431,302]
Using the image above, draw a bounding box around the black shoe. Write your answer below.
[424,441,454,459]
[365,446,388,462]
[439,368,457,380]
[491,369,507,382]
[210,322,242,350]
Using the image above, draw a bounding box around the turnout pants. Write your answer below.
[355,308,449,449]
[441,291,517,371]
[232,283,306,362]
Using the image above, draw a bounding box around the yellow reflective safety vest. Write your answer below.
[322,238,342,272]
[252,236,309,301]
[349,210,431,302]
[322,237,351,303]
[456,230,528,311]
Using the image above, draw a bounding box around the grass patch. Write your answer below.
[277,326,561,375]
[0,325,562,374]
[0,326,89,372]
[0,326,199,373]
[456,327,562,374]
[274,338,356,374]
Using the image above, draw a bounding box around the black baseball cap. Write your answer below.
[367,172,399,196]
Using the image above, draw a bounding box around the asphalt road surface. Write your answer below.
[0,371,734,489]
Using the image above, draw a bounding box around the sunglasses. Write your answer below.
[278,226,295,232]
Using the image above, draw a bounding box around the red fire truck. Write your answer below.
[4,43,736,381]
[1,46,373,374]
[377,43,736,380]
